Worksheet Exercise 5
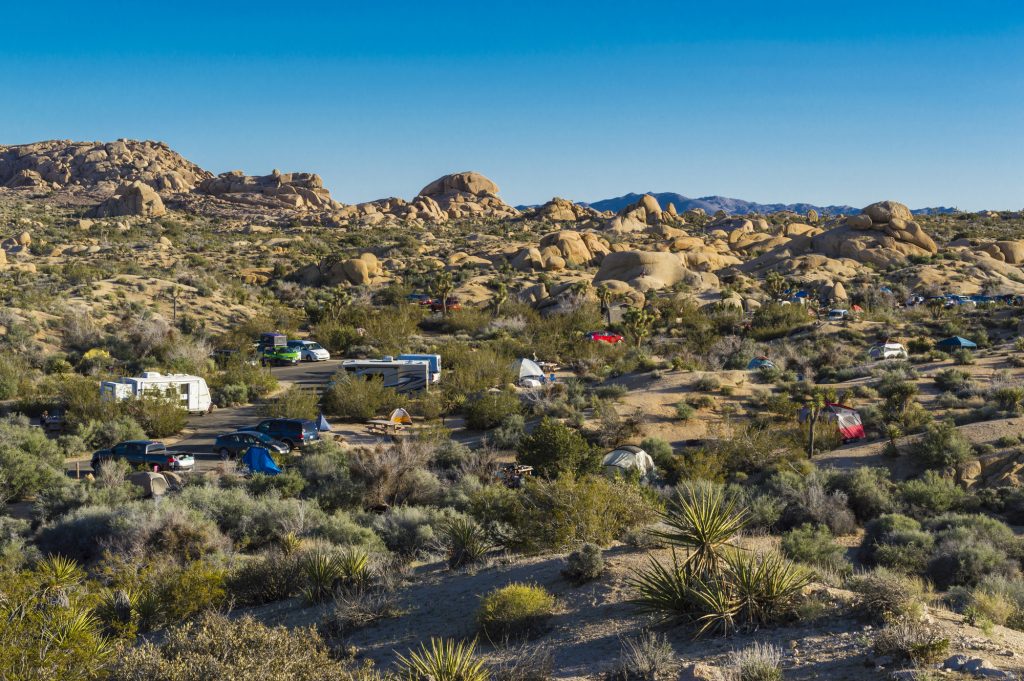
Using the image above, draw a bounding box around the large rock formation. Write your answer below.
[291,252,384,287]
[0,139,210,192]
[90,181,166,218]
[415,172,519,220]
[812,200,938,267]
[593,250,688,292]
[198,170,341,211]
[532,197,602,222]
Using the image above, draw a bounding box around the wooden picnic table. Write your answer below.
[366,420,407,436]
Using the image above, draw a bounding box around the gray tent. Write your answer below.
[601,445,655,478]
[512,358,544,387]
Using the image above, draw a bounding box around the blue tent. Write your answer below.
[317,412,332,432]
[242,446,281,476]
[936,336,977,350]
[747,357,775,370]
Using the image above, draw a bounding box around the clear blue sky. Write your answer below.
[2,1,1022,210]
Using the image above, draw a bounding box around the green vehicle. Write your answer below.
[261,345,300,366]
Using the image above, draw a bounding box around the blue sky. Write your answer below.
[2,1,1022,210]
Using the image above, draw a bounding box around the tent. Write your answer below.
[601,445,655,478]
[868,342,908,360]
[936,336,977,350]
[747,357,775,371]
[799,403,865,442]
[512,358,545,387]
[127,471,168,497]
[317,412,332,432]
[388,408,412,425]
[242,446,281,476]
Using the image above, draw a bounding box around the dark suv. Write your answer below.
[92,440,195,472]
[214,430,290,460]
[251,418,320,450]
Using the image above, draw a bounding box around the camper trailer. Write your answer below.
[100,372,212,414]
[339,357,431,394]
[397,354,441,383]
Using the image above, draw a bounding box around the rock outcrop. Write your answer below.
[813,200,938,267]
[415,171,518,220]
[198,170,341,211]
[90,181,167,218]
[593,250,688,292]
[0,139,210,192]
[532,197,602,222]
[292,253,384,287]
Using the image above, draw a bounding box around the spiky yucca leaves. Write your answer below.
[687,577,740,637]
[396,637,490,681]
[443,517,496,570]
[652,483,747,577]
[36,555,84,591]
[726,551,810,627]
[337,547,371,589]
[300,549,345,604]
[628,549,692,622]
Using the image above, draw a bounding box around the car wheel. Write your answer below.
[219,448,232,461]
[281,439,296,450]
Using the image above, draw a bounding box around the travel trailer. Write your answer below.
[339,357,431,394]
[397,354,441,382]
[100,372,212,414]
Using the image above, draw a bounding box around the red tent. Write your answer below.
[800,402,865,442]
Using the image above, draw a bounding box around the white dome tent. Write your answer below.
[601,445,655,479]
[512,357,545,388]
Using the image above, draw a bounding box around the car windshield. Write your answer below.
[307,343,323,350]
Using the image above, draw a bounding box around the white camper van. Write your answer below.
[100,372,212,414]
[339,357,431,394]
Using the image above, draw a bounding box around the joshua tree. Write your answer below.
[804,391,826,458]
[597,284,615,327]
[623,306,658,349]
[433,270,454,316]
[491,280,508,318]
[764,270,787,301]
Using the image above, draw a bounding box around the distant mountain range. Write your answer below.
[574,192,955,216]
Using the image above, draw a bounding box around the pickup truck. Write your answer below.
[91,440,195,473]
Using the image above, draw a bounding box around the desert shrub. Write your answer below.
[924,514,1021,589]
[727,642,783,681]
[227,550,302,605]
[77,416,147,450]
[464,391,522,431]
[517,417,597,478]
[442,516,495,569]
[707,422,802,475]
[693,375,721,392]
[607,630,676,681]
[296,441,363,512]
[109,612,352,681]
[396,637,489,681]
[674,401,695,420]
[562,543,605,584]
[259,386,320,420]
[119,395,188,438]
[441,344,516,412]
[934,368,973,394]
[961,575,1024,630]
[953,349,975,365]
[828,466,896,522]
[489,642,555,681]
[322,584,402,637]
[848,567,930,622]
[770,470,857,536]
[781,524,848,572]
[372,505,463,557]
[322,374,406,421]
[900,471,967,516]
[213,382,248,407]
[872,619,950,665]
[910,419,973,469]
[477,583,555,640]
[472,475,655,554]
[750,302,811,340]
[489,414,527,450]
[299,546,370,603]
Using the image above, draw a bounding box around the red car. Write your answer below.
[430,297,462,313]
[586,330,624,344]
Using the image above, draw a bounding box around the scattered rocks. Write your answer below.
[198,170,341,211]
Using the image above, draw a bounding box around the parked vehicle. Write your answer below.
[339,357,431,393]
[100,372,211,414]
[261,345,300,366]
[287,340,331,362]
[429,297,461,312]
[91,440,195,472]
[585,330,624,344]
[827,309,849,322]
[251,418,320,450]
[397,353,441,382]
[214,430,290,460]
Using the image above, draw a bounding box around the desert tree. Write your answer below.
[432,270,454,316]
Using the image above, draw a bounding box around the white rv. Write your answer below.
[339,357,430,394]
[100,371,212,414]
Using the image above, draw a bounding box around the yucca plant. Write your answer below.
[338,547,372,589]
[444,517,496,569]
[396,637,490,681]
[628,549,691,622]
[96,587,141,636]
[687,576,740,637]
[279,531,302,556]
[300,549,344,603]
[652,483,747,577]
[725,550,810,628]
[36,555,84,591]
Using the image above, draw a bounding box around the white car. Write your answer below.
[287,340,331,362]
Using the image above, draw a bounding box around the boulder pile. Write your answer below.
[511,230,610,271]
[415,171,519,220]
[198,170,341,211]
[90,181,167,218]
[813,200,938,267]
[292,253,384,287]
[0,139,210,192]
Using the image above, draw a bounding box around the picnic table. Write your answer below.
[366,419,408,436]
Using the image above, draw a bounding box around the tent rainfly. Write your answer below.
[601,445,655,478]
[936,336,977,350]
[317,413,332,432]
[242,446,281,476]
[389,408,412,425]
[747,357,775,370]
[799,403,866,442]
[868,342,908,360]
[512,358,545,387]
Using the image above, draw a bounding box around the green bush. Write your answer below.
[848,568,930,622]
[781,524,848,572]
[872,619,950,665]
[464,391,522,431]
[900,471,966,515]
[477,583,555,640]
[78,416,147,449]
[728,642,783,681]
[396,638,489,681]
[488,414,526,450]
[442,516,495,569]
[122,395,188,438]
[828,467,896,522]
[227,550,302,605]
[321,374,405,421]
[562,542,605,584]
[911,419,973,469]
[259,386,320,421]
[517,417,597,478]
